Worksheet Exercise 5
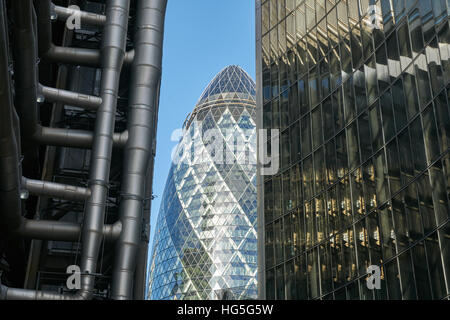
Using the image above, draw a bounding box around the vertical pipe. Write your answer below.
[0,0,23,239]
[77,0,130,299]
[134,62,160,299]
[0,0,26,287]
[133,163,154,299]
[111,0,167,300]
[35,0,52,56]
[12,0,40,182]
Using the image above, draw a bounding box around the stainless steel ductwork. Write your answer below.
[21,177,91,202]
[16,218,121,243]
[36,0,134,68]
[39,84,102,111]
[0,0,165,300]
[36,126,128,149]
[0,0,131,300]
[52,3,107,27]
[110,0,167,300]
[0,0,27,289]
[12,1,127,156]
[0,0,23,234]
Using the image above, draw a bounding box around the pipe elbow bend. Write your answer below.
[0,283,7,300]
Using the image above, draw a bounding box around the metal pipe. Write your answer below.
[12,0,127,152]
[36,0,134,68]
[45,43,134,68]
[45,44,102,67]
[0,0,23,233]
[52,3,107,27]
[12,0,40,178]
[36,0,96,66]
[133,160,154,299]
[124,49,135,66]
[81,0,130,297]
[39,84,102,110]
[103,222,122,243]
[11,1,127,152]
[1,0,131,300]
[111,0,167,300]
[35,0,52,57]
[72,0,130,299]
[134,50,161,299]
[21,177,91,202]
[34,126,128,149]
[16,219,121,243]
[17,219,81,242]
[0,0,27,288]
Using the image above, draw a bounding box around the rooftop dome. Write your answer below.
[197,65,256,104]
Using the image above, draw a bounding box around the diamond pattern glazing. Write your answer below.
[147,66,258,300]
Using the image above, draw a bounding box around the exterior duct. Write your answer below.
[0,0,27,288]
[17,219,81,242]
[0,0,131,300]
[52,3,107,27]
[36,0,134,68]
[12,1,127,151]
[21,177,91,202]
[16,219,121,243]
[0,0,166,300]
[11,1,127,158]
[36,126,128,149]
[42,46,135,68]
[133,163,153,299]
[39,84,102,110]
[110,0,167,300]
[0,0,23,233]
[12,0,40,180]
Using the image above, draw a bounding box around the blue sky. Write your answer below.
[149,1,256,247]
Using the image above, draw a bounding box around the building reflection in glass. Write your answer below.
[257,0,450,300]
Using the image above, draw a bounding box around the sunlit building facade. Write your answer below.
[148,66,258,300]
[256,0,450,299]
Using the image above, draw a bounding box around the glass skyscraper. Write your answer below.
[256,0,450,299]
[148,66,258,300]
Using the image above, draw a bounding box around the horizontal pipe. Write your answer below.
[44,44,134,68]
[15,219,121,243]
[45,44,101,68]
[36,0,134,68]
[22,177,91,202]
[124,50,134,66]
[53,4,106,27]
[111,0,167,299]
[103,222,122,243]
[17,219,81,242]
[35,126,128,149]
[39,84,102,110]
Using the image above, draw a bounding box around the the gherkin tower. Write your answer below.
[147,66,258,300]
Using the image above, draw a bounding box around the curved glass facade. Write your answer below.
[257,0,450,299]
[148,66,258,300]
